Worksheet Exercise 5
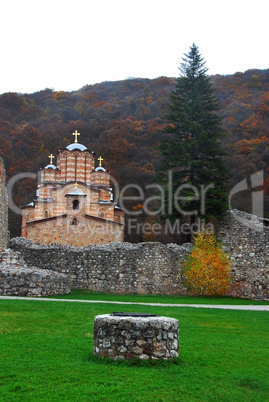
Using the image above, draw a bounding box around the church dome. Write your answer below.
[66,143,87,151]
[45,164,57,169]
[95,166,106,172]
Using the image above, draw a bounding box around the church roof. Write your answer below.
[65,189,87,197]
[66,143,88,151]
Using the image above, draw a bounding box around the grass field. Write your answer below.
[0,295,268,401]
[48,289,269,305]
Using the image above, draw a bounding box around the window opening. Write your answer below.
[73,200,79,210]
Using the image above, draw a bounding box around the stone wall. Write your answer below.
[0,249,70,297]
[218,210,269,301]
[0,158,8,249]
[6,209,269,301]
[10,239,190,295]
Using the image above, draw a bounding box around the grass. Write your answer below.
[0,298,268,401]
[46,289,269,305]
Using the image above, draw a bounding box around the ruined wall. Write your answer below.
[6,209,269,301]
[0,158,8,249]
[10,239,190,295]
[0,249,70,297]
[218,210,269,300]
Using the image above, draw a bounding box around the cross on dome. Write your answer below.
[73,130,80,143]
[98,156,104,167]
[48,154,55,164]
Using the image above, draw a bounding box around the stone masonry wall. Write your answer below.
[6,209,269,301]
[0,249,70,297]
[10,239,190,295]
[0,157,8,249]
[218,210,269,301]
[93,314,179,360]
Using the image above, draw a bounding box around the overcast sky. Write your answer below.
[1,0,268,94]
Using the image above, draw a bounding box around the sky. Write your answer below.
[1,0,268,94]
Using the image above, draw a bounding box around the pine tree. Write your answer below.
[157,44,228,223]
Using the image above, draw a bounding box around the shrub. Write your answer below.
[183,232,231,296]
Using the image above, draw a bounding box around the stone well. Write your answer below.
[93,313,179,360]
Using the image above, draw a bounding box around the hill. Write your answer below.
[0,69,269,240]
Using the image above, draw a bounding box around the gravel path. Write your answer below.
[0,296,268,311]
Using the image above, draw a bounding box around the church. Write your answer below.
[21,131,125,246]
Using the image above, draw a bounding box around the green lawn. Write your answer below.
[0,299,268,401]
[47,289,269,305]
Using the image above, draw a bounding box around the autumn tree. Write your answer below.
[183,231,231,296]
[157,44,229,224]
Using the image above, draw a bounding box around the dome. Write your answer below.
[66,143,87,151]
[95,166,106,172]
[45,164,57,169]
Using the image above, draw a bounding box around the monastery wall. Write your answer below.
[218,210,269,300]
[10,240,190,295]
[10,210,269,301]
[0,157,8,249]
[0,249,70,297]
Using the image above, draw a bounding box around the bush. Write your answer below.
[183,232,231,296]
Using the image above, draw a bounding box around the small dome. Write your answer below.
[66,143,87,151]
[95,166,106,172]
[45,164,57,169]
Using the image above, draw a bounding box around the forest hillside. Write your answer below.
[0,69,268,240]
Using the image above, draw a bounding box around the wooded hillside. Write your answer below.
[1,69,268,239]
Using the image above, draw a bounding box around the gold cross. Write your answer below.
[73,130,80,143]
[48,154,55,164]
[74,182,78,190]
[98,156,104,167]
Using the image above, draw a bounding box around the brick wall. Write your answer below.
[26,214,124,246]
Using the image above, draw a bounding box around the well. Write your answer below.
[93,313,179,360]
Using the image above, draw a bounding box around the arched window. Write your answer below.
[114,214,120,222]
[72,218,77,226]
[44,210,49,218]
[27,213,34,221]
[73,200,79,210]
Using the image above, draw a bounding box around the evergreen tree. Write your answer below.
[157,44,228,223]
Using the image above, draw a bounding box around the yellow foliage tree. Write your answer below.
[52,91,67,100]
[183,232,231,296]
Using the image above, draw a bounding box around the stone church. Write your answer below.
[21,131,125,246]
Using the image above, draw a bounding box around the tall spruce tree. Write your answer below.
[157,44,228,223]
